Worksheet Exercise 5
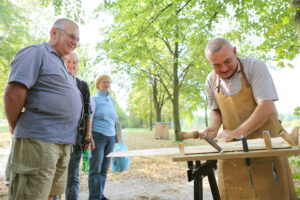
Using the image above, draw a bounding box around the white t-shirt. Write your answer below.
[205,57,278,110]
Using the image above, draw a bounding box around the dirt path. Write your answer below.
[79,177,213,200]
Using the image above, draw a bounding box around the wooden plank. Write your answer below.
[172,148,300,162]
[108,136,298,158]
[108,147,179,157]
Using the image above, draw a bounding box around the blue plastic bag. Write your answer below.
[111,142,130,172]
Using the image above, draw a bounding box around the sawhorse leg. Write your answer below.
[187,160,220,200]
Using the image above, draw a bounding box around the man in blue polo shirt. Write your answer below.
[4,18,82,200]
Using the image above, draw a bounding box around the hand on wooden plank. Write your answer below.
[218,129,240,142]
[203,126,219,140]
[180,129,235,142]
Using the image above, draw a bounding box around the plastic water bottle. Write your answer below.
[82,148,91,172]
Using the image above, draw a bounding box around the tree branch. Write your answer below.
[158,35,174,55]
[176,0,192,15]
[129,3,173,40]
[179,62,193,89]
[150,57,173,80]
[207,5,222,29]
[155,73,174,103]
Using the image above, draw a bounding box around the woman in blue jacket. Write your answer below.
[89,75,116,200]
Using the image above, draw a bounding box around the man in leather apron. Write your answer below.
[204,38,296,200]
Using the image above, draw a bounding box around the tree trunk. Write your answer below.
[155,105,162,122]
[205,105,208,128]
[205,97,208,127]
[295,10,300,42]
[173,39,181,141]
[149,86,153,131]
[292,0,300,41]
[152,78,162,122]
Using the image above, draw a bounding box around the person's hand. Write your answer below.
[83,136,95,151]
[90,137,95,151]
[219,129,238,142]
[203,126,218,139]
[83,134,93,150]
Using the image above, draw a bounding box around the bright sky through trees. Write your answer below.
[271,55,300,114]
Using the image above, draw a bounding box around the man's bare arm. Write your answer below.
[4,82,27,134]
[204,109,223,139]
[220,100,274,141]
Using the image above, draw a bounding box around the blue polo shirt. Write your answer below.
[91,90,116,136]
[8,42,82,145]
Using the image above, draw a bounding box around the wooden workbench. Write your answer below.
[108,136,300,159]
[108,135,300,200]
[172,148,300,162]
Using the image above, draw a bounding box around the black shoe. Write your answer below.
[102,196,110,200]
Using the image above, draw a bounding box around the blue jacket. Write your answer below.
[91,90,116,136]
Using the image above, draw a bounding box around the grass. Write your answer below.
[0,127,9,133]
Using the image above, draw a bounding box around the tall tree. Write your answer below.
[98,0,210,140]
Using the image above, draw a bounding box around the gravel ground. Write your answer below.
[78,177,213,200]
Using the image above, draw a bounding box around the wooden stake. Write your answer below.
[178,143,185,155]
[263,131,272,150]
[280,127,299,148]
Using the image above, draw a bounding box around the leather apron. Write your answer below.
[215,60,296,200]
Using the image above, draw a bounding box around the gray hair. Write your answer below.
[53,18,78,30]
[65,52,79,64]
[205,38,233,57]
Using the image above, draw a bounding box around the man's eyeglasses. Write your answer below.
[56,28,79,42]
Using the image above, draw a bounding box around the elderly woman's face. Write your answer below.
[64,56,78,76]
[97,78,111,92]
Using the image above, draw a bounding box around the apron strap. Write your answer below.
[214,73,221,93]
[237,57,251,88]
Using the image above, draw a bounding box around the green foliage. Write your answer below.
[294,106,300,116]
[223,0,299,65]
[76,44,98,95]
[127,77,153,128]
[116,103,128,128]
[290,155,300,197]
[39,0,85,23]
[0,0,42,116]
